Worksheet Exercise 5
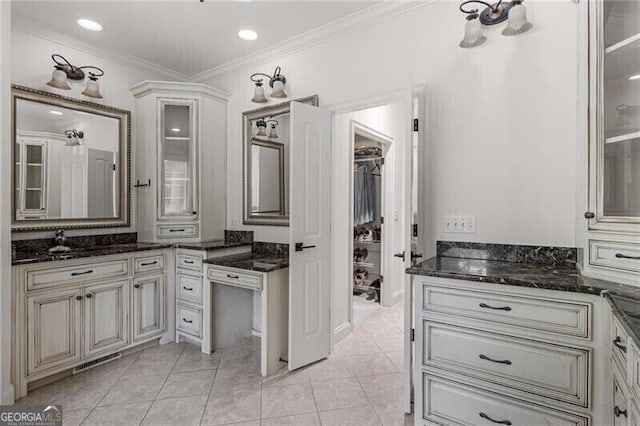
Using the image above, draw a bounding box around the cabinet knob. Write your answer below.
[134,284,141,289]
[584,211,595,219]
[615,406,628,418]
[76,295,82,301]
[86,294,92,299]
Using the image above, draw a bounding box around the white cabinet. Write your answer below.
[84,280,129,357]
[26,287,82,375]
[130,81,228,243]
[132,275,165,342]
[15,134,50,220]
[584,0,640,283]
[13,250,170,398]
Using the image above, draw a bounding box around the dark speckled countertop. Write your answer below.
[204,253,289,273]
[12,242,174,266]
[408,255,640,347]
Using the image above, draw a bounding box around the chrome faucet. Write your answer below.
[49,229,71,253]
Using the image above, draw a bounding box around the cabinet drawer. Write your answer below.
[422,373,589,426]
[177,273,203,305]
[590,240,640,273]
[133,253,164,274]
[26,259,129,291]
[157,224,198,239]
[423,321,590,407]
[176,303,202,338]
[207,267,262,291]
[612,315,630,376]
[422,283,591,338]
[177,253,203,272]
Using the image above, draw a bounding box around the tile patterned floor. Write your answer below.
[16,294,412,425]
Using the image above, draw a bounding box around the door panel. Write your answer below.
[84,280,129,357]
[132,275,165,341]
[288,101,332,370]
[87,148,115,218]
[27,288,82,375]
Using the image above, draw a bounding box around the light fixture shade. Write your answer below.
[502,2,533,36]
[252,83,268,103]
[459,15,487,48]
[81,77,103,99]
[256,119,267,137]
[65,136,80,147]
[270,79,287,99]
[47,67,71,90]
[268,125,279,139]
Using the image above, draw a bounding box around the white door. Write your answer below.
[288,101,332,370]
[84,280,129,356]
[88,148,115,218]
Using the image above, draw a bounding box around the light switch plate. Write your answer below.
[444,215,477,234]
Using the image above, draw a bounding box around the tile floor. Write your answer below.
[16,294,411,425]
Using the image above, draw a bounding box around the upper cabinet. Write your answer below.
[131,81,228,243]
[586,0,640,281]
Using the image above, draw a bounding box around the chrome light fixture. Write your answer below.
[64,129,84,147]
[266,119,279,139]
[459,0,532,48]
[250,66,287,103]
[46,54,105,98]
[255,119,268,137]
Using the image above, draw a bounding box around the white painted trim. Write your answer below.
[129,80,229,101]
[332,321,352,349]
[12,15,188,82]
[190,1,434,83]
[1,384,14,405]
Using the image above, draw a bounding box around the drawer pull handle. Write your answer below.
[227,274,240,279]
[182,318,193,324]
[615,406,628,418]
[71,269,94,276]
[170,229,186,232]
[479,303,511,311]
[479,413,512,425]
[479,354,512,365]
[184,260,195,264]
[615,253,640,260]
[182,286,194,291]
[140,261,158,266]
[613,336,627,354]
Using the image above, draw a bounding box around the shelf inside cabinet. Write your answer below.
[606,132,640,144]
[606,33,640,55]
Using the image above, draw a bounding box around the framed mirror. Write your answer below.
[242,95,318,226]
[11,85,131,231]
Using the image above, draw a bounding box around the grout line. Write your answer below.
[198,350,221,426]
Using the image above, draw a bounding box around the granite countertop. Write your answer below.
[204,253,289,273]
[175,240,252,251]
[12,242,174,266]
[408,256,640,347]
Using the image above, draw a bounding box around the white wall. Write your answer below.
[0,1,13,405]
[10,27,169,240]
[208,0,578,249]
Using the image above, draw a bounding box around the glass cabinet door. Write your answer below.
[596,0,640,222]
[16,139,47,217]
[159,100,197,219]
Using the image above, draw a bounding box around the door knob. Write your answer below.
[295,242,316,252]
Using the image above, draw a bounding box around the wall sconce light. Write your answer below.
[255,119,268,137]
[64,129,84,147]
[459,0,532,48]
[250,66,287,103]
[266,119,279,139]
[46,54,105,99]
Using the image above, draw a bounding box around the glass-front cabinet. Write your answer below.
[159,100,197,220]
[586,0,640,279]
[15,137,47,220]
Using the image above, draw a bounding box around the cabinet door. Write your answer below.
[27,288,82,375]
[158,99,198,221]
[84,280,129,357]
[613,371,630,426]
[132,275,165,341]
[589,0,640,231]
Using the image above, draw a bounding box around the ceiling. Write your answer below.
[12,0,380,78]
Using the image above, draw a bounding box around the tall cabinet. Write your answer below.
[131,81,228,243]
[585,0,640,284]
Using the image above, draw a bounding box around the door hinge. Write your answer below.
[412,224,418,237]
[381,157,385,166]
[410,328,415,341]
[380,216,384,224]
[380,275,383,283]
[413,118,419,132]
[112,164,116,171]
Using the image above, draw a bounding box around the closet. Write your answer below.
[353,144,384,303]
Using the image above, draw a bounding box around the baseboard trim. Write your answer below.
[2,383,15,405]
[332,321,352,348]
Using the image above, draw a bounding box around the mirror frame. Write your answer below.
[242,94,319,226]
[11,84,131,232]
[249,139,286,216]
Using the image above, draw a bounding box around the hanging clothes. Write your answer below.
[354,164,376,226]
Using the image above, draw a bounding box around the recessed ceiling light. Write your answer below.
[238,29,258,41]
[49,110,63,116]
[77,19,103,32]
[629,74,640,81]
[171,128,181,132]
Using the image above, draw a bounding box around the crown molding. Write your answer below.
[189,0,434,84]
[12,15,189,82]
[130,80,229,101]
